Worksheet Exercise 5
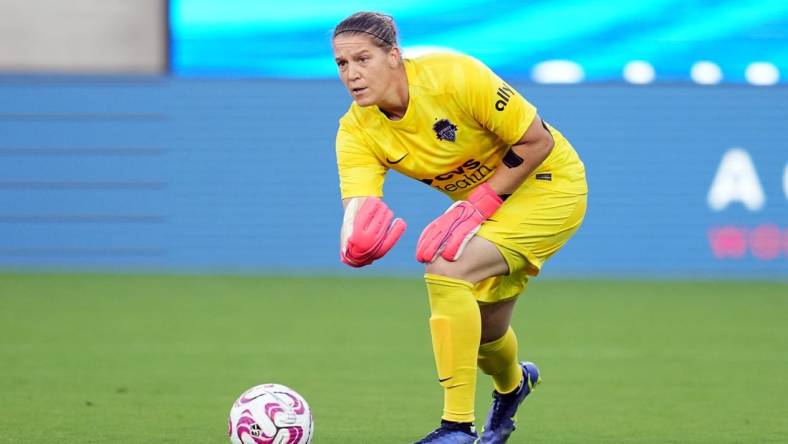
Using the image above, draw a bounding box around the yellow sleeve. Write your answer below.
[335,121,386,199]
[454,55,536,145]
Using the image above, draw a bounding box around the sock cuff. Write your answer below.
[479,327,514,354]
[424,273,474,289]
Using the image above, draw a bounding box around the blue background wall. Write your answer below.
[0,78,785,277]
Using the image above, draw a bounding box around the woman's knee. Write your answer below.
[424,257,470,281]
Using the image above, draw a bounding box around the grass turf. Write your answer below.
[0,274,786,443]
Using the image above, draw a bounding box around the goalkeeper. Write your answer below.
[333,12,587,444]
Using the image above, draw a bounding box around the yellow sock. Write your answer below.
[424,273,481,423]
[477,327,522,394]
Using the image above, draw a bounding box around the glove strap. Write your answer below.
[467,183,503,219]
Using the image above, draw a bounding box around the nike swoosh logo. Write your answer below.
[386,153,408,164]
[438,377,452,383]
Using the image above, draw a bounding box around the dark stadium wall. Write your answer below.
[0,79,785,277]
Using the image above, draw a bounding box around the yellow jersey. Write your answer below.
[335,52,586,201]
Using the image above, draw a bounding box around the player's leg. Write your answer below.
[477,297,541,444]
[474,188,587,443]
[414,236,508,444]
[478,300,523,394]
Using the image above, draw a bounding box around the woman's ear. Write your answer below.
[388,47,401,67]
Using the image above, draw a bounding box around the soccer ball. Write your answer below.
[228,383,313,444]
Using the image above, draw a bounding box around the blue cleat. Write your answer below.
[414,420,478,444]
[479,361,541,444]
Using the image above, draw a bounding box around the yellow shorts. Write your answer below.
[473,184,587,304]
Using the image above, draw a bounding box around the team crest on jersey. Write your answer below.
[433,119,458,142]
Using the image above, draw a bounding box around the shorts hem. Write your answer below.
[477,232,542,277]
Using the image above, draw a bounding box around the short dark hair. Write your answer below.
[333,12,398,50]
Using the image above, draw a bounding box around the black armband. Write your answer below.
[502,148,524,168]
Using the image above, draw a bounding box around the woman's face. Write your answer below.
[333,34,397,107]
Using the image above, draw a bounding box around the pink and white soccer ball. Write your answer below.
[228,383,313,444]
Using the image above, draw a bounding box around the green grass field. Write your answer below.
[0,273,786,443]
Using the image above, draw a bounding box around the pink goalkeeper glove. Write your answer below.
[340,197,407,267]
[416,183,503,263]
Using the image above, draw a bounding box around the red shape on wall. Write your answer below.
[708,226,747,258]
[750,224,782,260]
